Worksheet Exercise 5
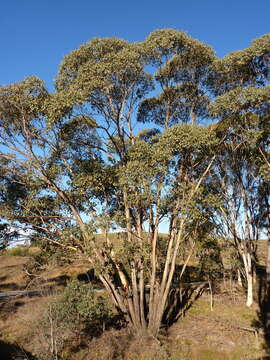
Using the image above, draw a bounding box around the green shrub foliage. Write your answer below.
[55,279,113,329]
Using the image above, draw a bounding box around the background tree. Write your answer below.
[210,140,261,306]
[209,33,270,341]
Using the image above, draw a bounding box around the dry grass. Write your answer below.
[0,293,56,359]
[6,246,41,257]
[1,296,48,339]
[0,242,269,360]
[0,255,30,290]
[257,240,268,266]
[166,294,263,360]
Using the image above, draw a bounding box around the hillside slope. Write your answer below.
[0,253,268,359]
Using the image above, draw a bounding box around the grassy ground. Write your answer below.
[0,246,269,359]
[166,293,263,360]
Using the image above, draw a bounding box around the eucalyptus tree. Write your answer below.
[209,34,270,309]
[210,141,261,306]
[0,30,217,336]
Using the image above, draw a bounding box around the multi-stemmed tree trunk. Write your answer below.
[83,128,217,336]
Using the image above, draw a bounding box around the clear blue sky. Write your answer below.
[1,0,270,90]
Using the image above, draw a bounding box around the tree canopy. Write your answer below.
[1,29,270,337]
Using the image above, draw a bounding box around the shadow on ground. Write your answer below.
[162,264,210,327]
[0,340,37,360]
[253,264,270,358]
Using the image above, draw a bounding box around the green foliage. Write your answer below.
[55,279,113,329]
[35,280,114,359]
[0,76,47,130]
[137,29,215,127]
[197,237,223,279]
[159,123,218,153]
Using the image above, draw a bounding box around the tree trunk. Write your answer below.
[265,238,270,339]
[237,269,243,287]
[246,270,253,307]
[242,252,253,307]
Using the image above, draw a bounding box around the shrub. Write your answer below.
[197,237,223,281]
[35,279,114,360]
[56,279,114,331]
